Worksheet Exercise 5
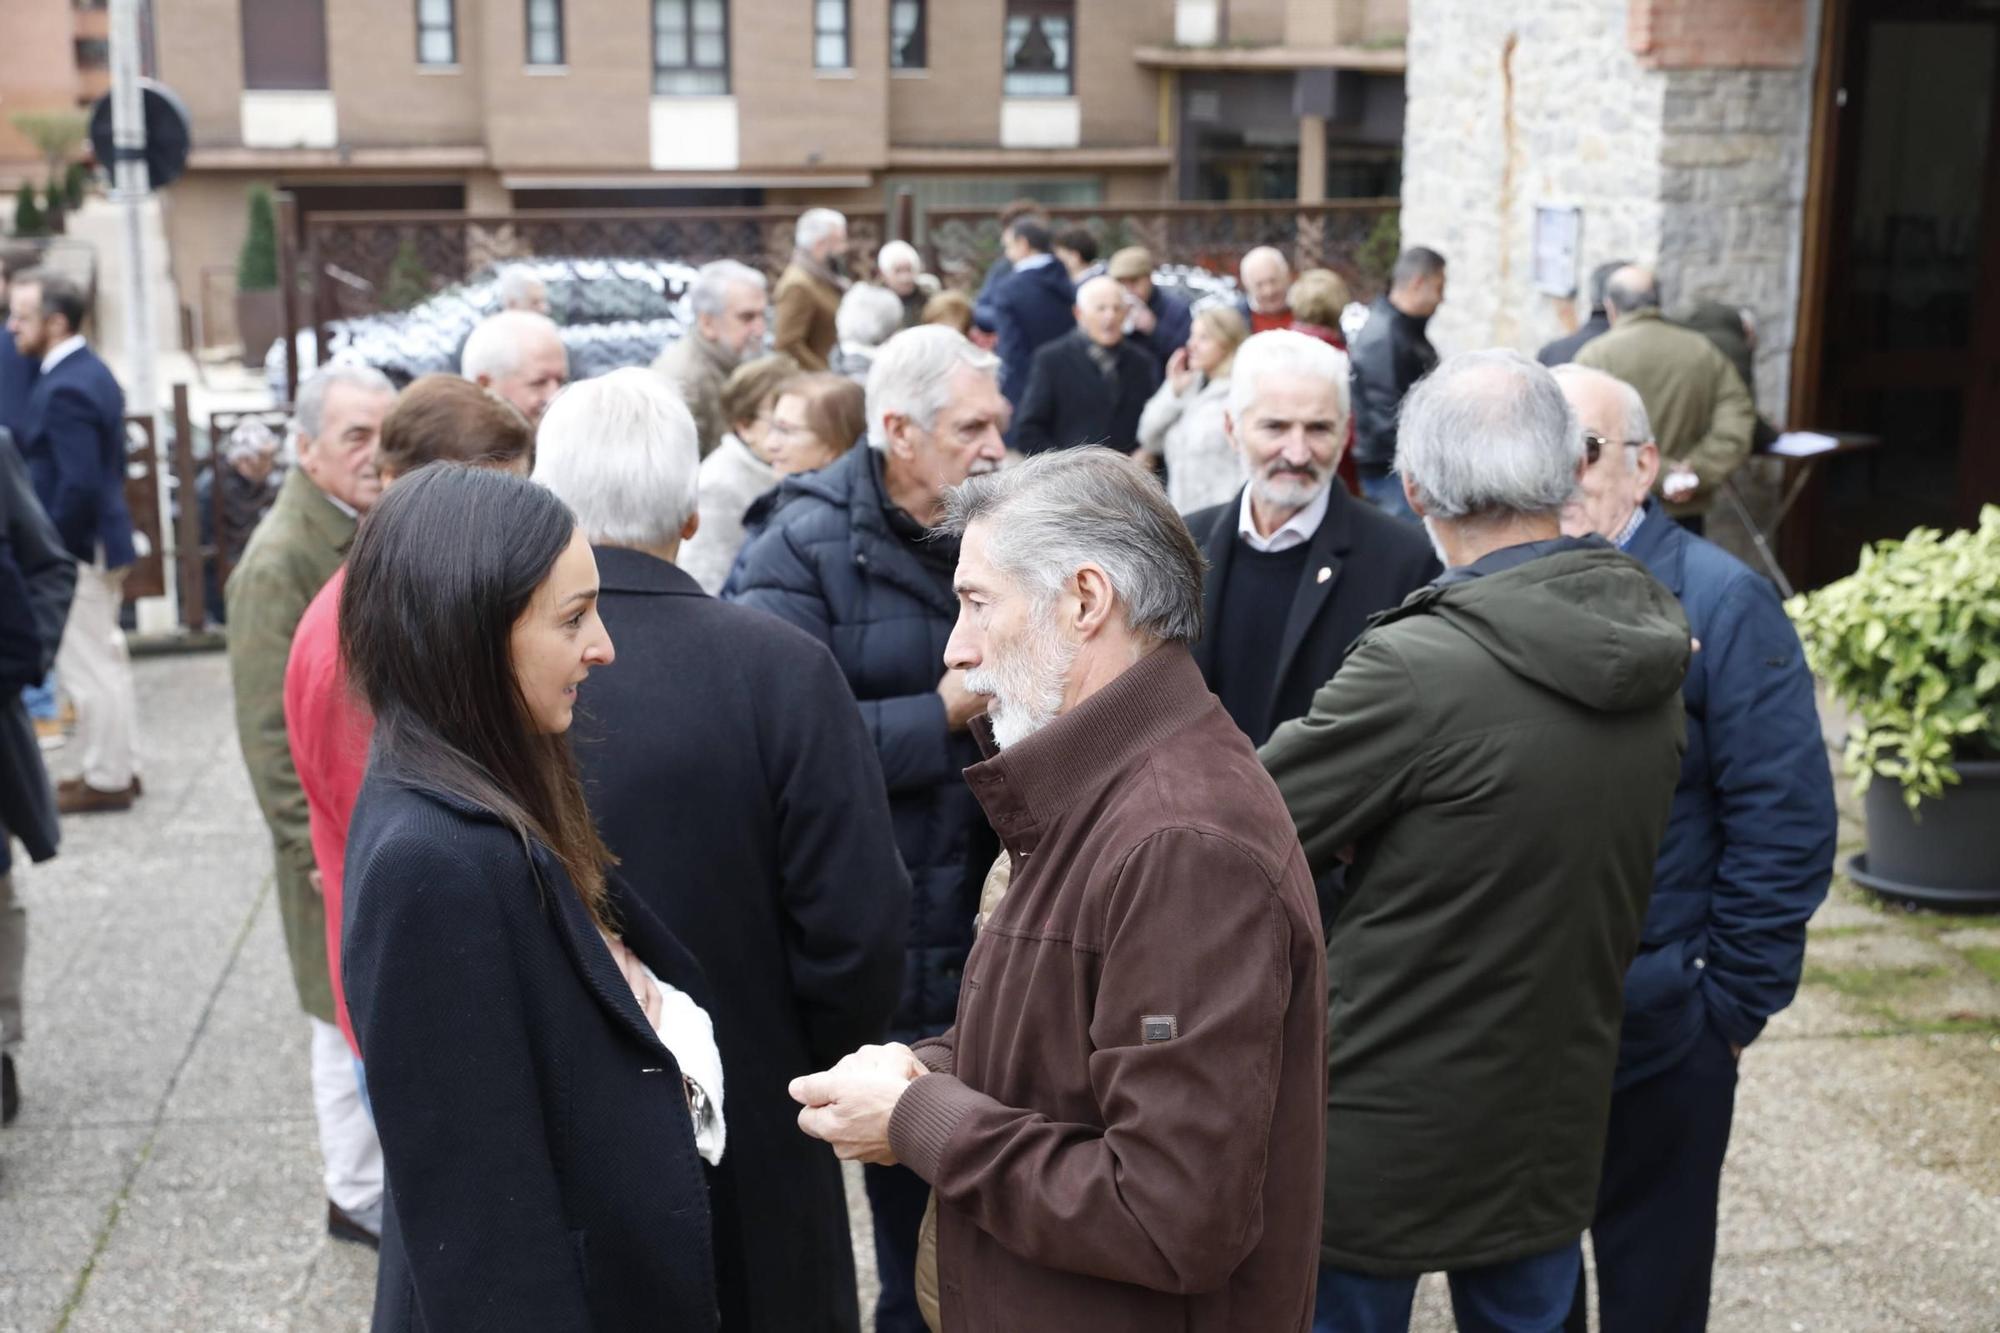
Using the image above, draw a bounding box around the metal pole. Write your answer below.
[108,0,175,629]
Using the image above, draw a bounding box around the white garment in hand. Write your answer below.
[637,962,727,1166]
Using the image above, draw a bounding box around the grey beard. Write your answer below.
[1250,470,1329,512]
[965,607,1077,750]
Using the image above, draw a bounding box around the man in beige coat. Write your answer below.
[226,363,394,1248]
[1576,266,1754,532]
[654,259,769,457]
[774,208,849,372]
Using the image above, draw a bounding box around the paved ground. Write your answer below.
[1,651,1995,1331]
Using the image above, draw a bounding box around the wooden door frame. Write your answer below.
[1787,0,1848,431]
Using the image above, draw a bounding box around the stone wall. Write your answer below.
[1658,64,1812,415]
[1401,0,1814,418]
[1401,0,1667,358]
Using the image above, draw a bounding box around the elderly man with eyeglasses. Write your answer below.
[1552,363,1835,1333]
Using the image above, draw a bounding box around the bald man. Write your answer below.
[1012,275,1160,455]
[460,310,569,427]
[1237,246,1295,334]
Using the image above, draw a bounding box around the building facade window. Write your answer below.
[655,0,729,94]
[74,37,110,68]
[890,0,925,69]
[814,0,850,69]
[1003,0,1072,97]
[417,0,456,64]
[526,0,564,64]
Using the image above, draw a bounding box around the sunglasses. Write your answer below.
[1583,431,1646,465]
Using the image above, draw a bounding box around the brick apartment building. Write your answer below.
[144,0,1407,342]
[0,0,115,188]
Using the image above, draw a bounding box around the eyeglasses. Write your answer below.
[1583,431,1646,465]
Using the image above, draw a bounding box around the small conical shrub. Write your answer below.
[13,181,45,237]
[238,185,279,293]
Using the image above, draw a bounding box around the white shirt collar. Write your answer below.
[1236,483,1331,554]
[40,335,85,373]
[322,490,358,519]
[1012,253,1055,273]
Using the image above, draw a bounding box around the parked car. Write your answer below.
[265,256,702,393]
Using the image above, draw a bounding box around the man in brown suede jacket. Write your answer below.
[792,448,1326,1332]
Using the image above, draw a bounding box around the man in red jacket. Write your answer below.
[793,448,1326,1332]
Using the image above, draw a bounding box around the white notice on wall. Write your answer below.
[1533,205,1581,297]
[1768,431,1841,457]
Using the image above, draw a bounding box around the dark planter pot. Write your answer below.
[234,288,283,367]
[1849,758,2000,911]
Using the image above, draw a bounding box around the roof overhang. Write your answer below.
[1131,45,1407,74]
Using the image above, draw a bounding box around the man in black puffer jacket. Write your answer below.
[726,324,1008,1333]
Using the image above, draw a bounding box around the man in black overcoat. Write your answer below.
[1012,276,1159,456]
[535,369,911,1333]
[0,425,76,1122]
[1186,330,1438,751]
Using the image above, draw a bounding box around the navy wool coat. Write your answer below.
[725,445,997,1042]
[343,776,719,1332]
[573,547,909,1332]
[1011,329,1158,456]
[18,344,135,568]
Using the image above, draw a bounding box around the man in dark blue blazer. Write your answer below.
[979,218,1077,418]
[6,269,141,813]
[1554,364,1835,1333]
[1011,276,1158,456]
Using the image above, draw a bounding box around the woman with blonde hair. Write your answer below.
[1288,268,1353,350]
[679,353,798,594]
[1135,303,1250,513]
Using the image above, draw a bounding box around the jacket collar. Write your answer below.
[282,465,360,556]
[849,448,958,616]
[963,642,1214,856]
[402,779,671,1056]
[592,544,705,597]
[1620,498,1688,595]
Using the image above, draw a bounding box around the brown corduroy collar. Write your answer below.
[963,641,1212,856]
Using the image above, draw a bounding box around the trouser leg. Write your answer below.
[1578,1022,1739,1333]
[0,868,23,1052]
[1312,1264,1420,1333]
[54,563,137,791]
[1447,1240,1582,1333]
[863,1161,932,1333]
[309,1017,384,1227]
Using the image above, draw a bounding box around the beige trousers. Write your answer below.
[54,560,139,791]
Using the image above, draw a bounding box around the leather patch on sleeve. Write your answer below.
[1141,1014,1178,1044]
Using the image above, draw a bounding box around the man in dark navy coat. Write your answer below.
[1555,364,1835,1333]
[1011,276,1158,456]
[1186,330,1437,751]
[536,368,911,1333]
[979,218,1077,418]
[0,247,39,438]
[6,269,140,814]
[727,326,1008,1333]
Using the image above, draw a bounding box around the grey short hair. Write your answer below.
[942,448,1203,643]
[1605,267,1661,314]
[461,310,563,382]
[1239,245,1289,281]
[689,259,767,319]
[837,283,906,350]
[877,240,920,273]
[865,325,1000,450]
[1227,329,1350,423]
[796,208,848,252]
[294,363,394,442]
[1396,349,1582,521]
[1549,363,1653,472]
[496,265,545,310]
[533,367,699,548]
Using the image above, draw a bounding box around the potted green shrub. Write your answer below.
[1787,505,2000,909]
[235,185,283,365]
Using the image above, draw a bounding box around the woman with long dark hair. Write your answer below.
[339,463,721,1331]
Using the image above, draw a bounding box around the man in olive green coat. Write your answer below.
[1576,266,1753,531]
[1260,350,1689,1332]
[226,363,394,1246]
